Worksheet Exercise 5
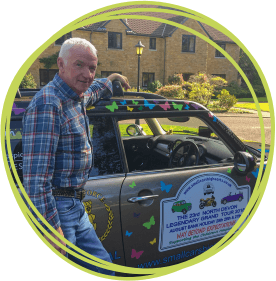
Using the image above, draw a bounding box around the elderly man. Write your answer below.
[22,38,130,275]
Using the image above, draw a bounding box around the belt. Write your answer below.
[52,188,86,201]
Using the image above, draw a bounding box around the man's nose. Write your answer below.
[82,67,93,78]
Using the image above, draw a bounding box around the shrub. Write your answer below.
[19,73,37,89]
[126,87,152,93]
[168,74,185,85]
[148,80,162,93]
[156,85,187,99]
[217,89,237,110]
[187,82,214,106]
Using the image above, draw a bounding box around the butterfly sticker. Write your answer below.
[138,106,143,111]
[191,103,200,110]
[213,116,217,122]
[185,104,190,110]
[172,102,183,111]
[133,212,141,218]
[120,100,127,105]
[132,100,139,105]
[12,103,25,115]
[149,238,156,245]
[159,101,170,111]
[208,112,213,118]
[144,100,155,110]
[106,101,118,112]
[129,181,136,188]
[125,230,133,237]
[143,216,155,229]
[131,249,144,259]
[160,181,172,193]
[227,168,232,174]
[245,176,251,182]
[127,106,134,112]
[86,105,95,110]
[252,168,259,178]
[153,100,159,104]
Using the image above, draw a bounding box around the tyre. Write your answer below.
[238,197,242,202]
[172,209,175,213]
[182,209,187,214]
[223,199,227,205]
[199,203,204,209]
[212,201,217,207]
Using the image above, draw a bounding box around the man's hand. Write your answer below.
[107,73,131,91]
[44,226,67,255]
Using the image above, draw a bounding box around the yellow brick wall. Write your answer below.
[27,19,239,89]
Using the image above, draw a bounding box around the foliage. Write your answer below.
[39,52,59,69]
[155,85,187,99]
[217,89,237,110]
[126,87,152,93]
[19,73,37,89]
[234,102,269,112]
[147,80,163,93]
[168,74,185,85]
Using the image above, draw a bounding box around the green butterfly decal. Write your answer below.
[138,106,143,111]
[143,216,155,229]
[106,101,118,112]
[129,181,136,188]
[132,100,139,105]
[172,102,183,110]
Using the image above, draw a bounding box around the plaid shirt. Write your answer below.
[22,74,112,231]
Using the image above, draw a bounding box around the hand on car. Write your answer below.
[44,226,67,255]
[107,73,131,91]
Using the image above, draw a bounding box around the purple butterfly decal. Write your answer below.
[12,103,25,115]
[191,103,200,110]
[153,100,159,104]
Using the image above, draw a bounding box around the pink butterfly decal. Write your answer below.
[131,249,144,259]
[159,101,170,111]
[208,113,213,118]
[246,176,251,182]
[184,101,189,104]
[12,103,25,115]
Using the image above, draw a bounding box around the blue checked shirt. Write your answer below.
[22,74,112,231]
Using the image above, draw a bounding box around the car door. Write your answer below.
[74,115,127,265]
[118,116,256,268]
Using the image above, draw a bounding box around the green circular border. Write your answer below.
[1,1,275,279]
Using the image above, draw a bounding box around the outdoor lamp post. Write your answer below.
[135,41,145,92]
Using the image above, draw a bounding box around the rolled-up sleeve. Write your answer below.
[22,104,60,232]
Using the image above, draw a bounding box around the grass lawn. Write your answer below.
[234,103,270,112]
[237,97,267,102]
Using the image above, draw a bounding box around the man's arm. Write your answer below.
[22,104,61,232]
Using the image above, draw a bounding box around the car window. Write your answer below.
[118,119,154,137]
[89,116,123,177]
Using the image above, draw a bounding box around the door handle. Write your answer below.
[127,195,159,203]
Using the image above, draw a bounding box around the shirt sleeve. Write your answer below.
[84,78,113,107]
[22,104,61,232]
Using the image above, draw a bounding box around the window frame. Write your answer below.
[215,43,226,58]
[108,32,122,49]
[39,69,59,87]
[182,35,196,53]
[142,72,155,88]
[149,38,156,50]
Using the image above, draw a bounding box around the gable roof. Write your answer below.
[79,6,234,43]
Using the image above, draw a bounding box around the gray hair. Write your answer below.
[59,37,97,64]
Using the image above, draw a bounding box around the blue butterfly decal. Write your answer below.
[120,100,127,105]
[185,104,190,110]
[213,116,217,122]
[160,181,172,193]
[252,168,259,178]
[144,100,155,110]
[125,230,133,237]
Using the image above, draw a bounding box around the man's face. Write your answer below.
[58,46,97,97]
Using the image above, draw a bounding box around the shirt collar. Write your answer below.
[52,73,82,101]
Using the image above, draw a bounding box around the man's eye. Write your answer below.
[77,63,82,67]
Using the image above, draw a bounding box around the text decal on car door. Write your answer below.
[159,173,250,252]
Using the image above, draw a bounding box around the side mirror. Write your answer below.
[126,124,146,136]
[234,151,256,175]
[198,126,211,138]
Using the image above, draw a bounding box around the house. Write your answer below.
[27,10,240,89]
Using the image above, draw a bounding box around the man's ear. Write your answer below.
[57,57,65,72]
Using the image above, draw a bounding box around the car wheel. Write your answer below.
[204,193,206,195]
[238,197,242,202]
[212,201,217,207]
[223,199,227,205]
[172,209,175,213]
[182,209,187,214]
[199,203,204,209]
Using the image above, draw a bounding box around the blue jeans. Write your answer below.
[55,197,114,276]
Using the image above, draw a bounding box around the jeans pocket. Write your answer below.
[55,198,76,215]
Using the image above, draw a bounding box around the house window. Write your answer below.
[55,32,72,45]
[101,71,122,78]
[212,74,226,79]
[215,44,226,57]
[108,32,122,49]
[182,35,196,52]
[39,69,59,86]
[142,73,155,88]
[182,73,194,81]
[149,38,156,50]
